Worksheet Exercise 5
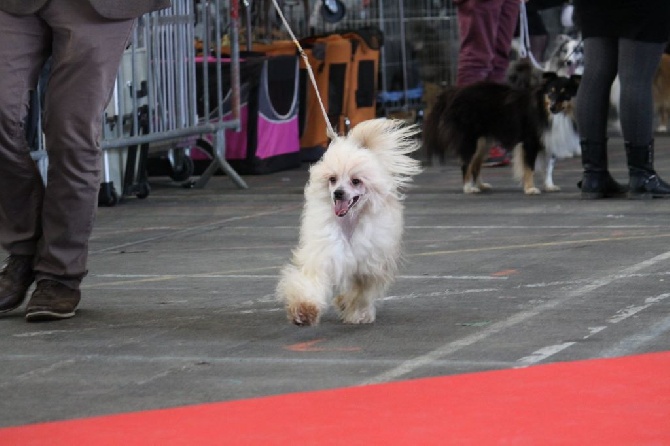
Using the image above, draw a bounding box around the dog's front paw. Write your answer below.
[463,184,482,194]
[544,184,561,192]
[524,187,542,195]
[341,306,376,324]
[464,182,493,194]
[286,302,320,326]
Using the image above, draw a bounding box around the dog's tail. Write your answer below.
[422,87,458,164]
[346,118,423,191]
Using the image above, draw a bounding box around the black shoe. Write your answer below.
[626,140,670,199]
[25,279,81,322]
[0,255,35,314]
[579,171,628,199]
[628,172,670,199]
[579,140,628,199]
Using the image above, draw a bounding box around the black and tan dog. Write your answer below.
[423,66,580,194]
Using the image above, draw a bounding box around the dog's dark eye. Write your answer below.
[329,176,337,184]
[352,178,361,186]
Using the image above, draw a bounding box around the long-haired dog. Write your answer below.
[509,60,582,191]
[423,62,580,194]
[277,119,422,326]
[544,34,584,77]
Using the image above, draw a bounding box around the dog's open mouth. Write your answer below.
[334,195,360,217]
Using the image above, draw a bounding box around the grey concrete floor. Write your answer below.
[1,135,669,427]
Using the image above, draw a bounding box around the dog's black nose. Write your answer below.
[333,189,345,200]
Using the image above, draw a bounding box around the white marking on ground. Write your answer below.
[91,207,298,254]
[0,354,516,370]
[517,293,670,365]
[517,342,577,365]
[608,294,670,324]
[360,251,670,385]
[599,314,670,358]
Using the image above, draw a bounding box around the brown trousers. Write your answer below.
[0,0,135,289]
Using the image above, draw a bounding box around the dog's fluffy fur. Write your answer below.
[544,34,584,77]
[423,63,580,194]
[277,119,422,326]
[507,59,581,191]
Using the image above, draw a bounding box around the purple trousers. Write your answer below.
[0,0,135,289]
[456,0,520,86]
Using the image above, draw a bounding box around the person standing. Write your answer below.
[454,0,521,166]
[0,0,171,321]
[574,0,670,199]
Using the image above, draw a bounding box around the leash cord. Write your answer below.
[270,0,338,140]
[519,1,585,73]
[518,1,545,71]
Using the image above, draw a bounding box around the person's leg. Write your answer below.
[575,37,627,198]
[489,0,520,82]
[0,11,51,314]
[456,0,500,86]
[618,39,670,198]
[618,39,664,145]
[0,12,50,259]
[477,0,519,167]
[33,0,135,289]
[24,0,135,320]
[456,0,516,166]
[576,38,619,142]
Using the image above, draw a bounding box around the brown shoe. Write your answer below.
[25,279,81,322]
[0,255,35,314]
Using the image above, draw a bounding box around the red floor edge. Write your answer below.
[1,351,669,445]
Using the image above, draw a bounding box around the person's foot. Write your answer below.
[25,279,81,322]
[0,255,35,314]
[482,145,510,167]
[578,171,628,199]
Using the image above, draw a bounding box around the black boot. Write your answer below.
[626,141,670,199]
[579,140,628,199]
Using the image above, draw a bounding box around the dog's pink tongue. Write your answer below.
[334,200,349,217]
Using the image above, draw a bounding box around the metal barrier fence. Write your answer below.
[99,0,247,205]
[31,0,459,202]
[31,0,247,205]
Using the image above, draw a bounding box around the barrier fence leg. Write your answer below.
[192,128,248,189]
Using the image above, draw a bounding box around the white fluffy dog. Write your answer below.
[276,119,422,326]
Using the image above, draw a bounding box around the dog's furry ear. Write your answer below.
[346,118,423,189]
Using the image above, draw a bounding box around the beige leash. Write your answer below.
[269,0,338,140]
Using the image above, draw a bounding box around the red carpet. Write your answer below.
[2,352,669,445]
